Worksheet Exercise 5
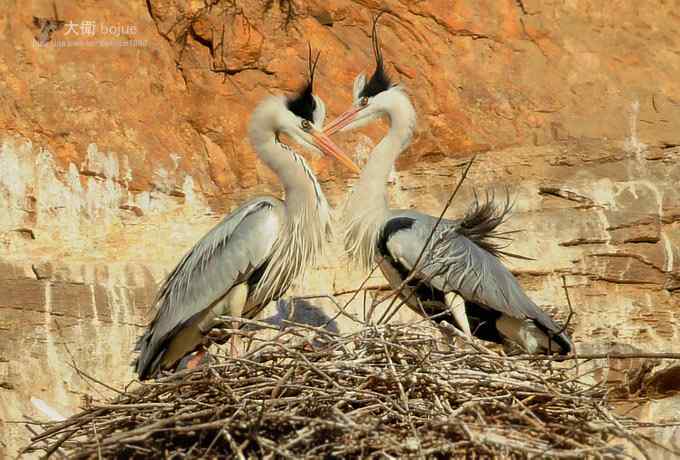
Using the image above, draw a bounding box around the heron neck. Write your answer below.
[252,134,322,215]
[349,97,415,217]
[344,94,416,269]
[250,132,331,302]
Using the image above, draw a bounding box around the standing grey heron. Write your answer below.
[133,50,360,380]
[324,17,572,354]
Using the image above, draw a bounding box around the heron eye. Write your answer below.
[301,119,312,131]
[360,97,369,107]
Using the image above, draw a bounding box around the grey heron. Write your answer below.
[251,298,339,334]
[242,297,339,348]
[176,298,339,371]
[324,17,573,354]
[133,50,360,380]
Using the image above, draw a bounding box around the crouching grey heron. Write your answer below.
[133,50,360,380]
[177,298,339,370]
[247,297,339,346]
[324,17,572,355]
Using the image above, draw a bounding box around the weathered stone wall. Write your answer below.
[1,0,679,457]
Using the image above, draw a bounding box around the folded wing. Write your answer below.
[134,197,283,379]
[382,206,572,354]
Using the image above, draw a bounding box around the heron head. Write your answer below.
[324,13,399,136]
[276,47,360,174]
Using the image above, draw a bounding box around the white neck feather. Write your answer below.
[248,98,331,301]
[344,89,416,270]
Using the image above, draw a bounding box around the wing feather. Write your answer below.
[384,211,563,336]
[134,196,283,378]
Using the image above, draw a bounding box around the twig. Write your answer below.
[92,420,102,460]
[348,260,385,324]
[21,323,659,459]
[332,284,391,297]
[512,353,680,361]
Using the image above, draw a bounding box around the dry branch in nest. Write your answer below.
[23,324,653,459]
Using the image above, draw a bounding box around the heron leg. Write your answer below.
[229,320,242,357]
[446,292,472,337]
[200,283,250,357]
[226,284,248,358]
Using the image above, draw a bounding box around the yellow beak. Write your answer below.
[323,106,365,136]
[311,129,361,174]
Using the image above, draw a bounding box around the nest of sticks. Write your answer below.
[24,322,655,459]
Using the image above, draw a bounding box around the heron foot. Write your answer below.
[187,350,206,369]
[176,349,209,371]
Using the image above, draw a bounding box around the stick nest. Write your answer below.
[26,324,645,459]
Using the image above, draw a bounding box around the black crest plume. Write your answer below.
[359,12,393,99]
[287,44,320,122]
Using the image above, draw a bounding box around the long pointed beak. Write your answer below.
[311,130,361,174]
[323,106,364,136]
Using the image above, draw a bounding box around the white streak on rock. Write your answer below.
[0,137,199,249]
[153,167,171,193]
[31,397,67,422]
[170,153,180,170]
[623,100,647,158]
[587,178,617,210]
[122,154,133,183]
[661,232,674,272]
[0,140,29,198]
[182,175,196,205]
[0,139,35,229]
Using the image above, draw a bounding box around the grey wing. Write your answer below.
[244,298,338,334]
[134,196,283,378]
[385,212,562,335]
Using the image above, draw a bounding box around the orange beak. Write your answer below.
[311,130,361,174]
[323,106,365,137]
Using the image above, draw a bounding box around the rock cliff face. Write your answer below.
[2,0,679,456]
